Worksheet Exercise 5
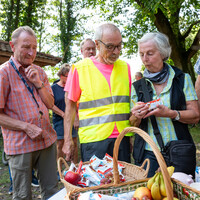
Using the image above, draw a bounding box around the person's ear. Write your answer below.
[9,41,15,52]
[95,40,100,51]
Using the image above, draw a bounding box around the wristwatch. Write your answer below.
[173,110,180,121]
[36,82,44,90]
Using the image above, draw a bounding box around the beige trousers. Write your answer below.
[8,142,58,200]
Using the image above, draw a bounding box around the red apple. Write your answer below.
[64,171,81,185]
[133,187,152,200]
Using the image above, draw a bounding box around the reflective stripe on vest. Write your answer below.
[79,113,130,127]
[79,95,130,110]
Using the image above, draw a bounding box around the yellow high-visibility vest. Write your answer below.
[75,58,132,143]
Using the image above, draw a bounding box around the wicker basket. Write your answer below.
[57,127,150,193]
[66,126,175,199]
[66,178,200,200]
[66,127,200,200]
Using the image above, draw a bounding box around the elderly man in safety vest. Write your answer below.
[63,23,132,162]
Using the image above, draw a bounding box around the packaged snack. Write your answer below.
[90,155,103,169]
[77,190,135,200]
[145,98,163,110]
[97,163,113,176]
[63,162,77,176]
[83,165,101,186]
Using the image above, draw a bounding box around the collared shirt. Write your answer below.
[194,55,200,75]
[131,65,197,150]
[0,56,57,155]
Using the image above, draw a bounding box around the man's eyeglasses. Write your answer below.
[98,40,122,52]
[62,74,68,77]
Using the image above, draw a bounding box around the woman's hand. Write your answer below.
[131,102,149,119]
[143,104,176,119]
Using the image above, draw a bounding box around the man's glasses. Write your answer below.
[98,40,122,52]
[62,74,68,77]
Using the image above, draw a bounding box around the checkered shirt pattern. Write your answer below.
[194,55,200,75]
[0,56,57,155]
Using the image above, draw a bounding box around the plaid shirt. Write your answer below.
[131,65,197,151]
[0,56,57,155]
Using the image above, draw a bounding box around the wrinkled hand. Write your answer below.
[62,140,75,162]
[73,118,79,131]
[24,123,43,140]
[25,66,40,85]
[144,104,171,118]
[131,102,149,119]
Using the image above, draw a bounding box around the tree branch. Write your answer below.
[186,29,200,60]
[182,20,200,39]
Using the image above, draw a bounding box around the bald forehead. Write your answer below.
[101,29,122,43]
[102,27,121,36]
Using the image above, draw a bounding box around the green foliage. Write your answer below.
[1,0,199,81]
[190,124,200,144]
[43,65,61,84]
[81,0,200,82]
[0,0,47,42]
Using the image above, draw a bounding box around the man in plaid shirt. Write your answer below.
[0,26,58,199]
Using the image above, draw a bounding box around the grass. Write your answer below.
[189,124,200,143]
[0,134,9,186]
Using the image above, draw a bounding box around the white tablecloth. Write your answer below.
[48,188,66,200]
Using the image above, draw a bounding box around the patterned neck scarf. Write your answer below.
[143,63,169,84]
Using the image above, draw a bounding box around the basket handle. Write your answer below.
[113,127,173,200]
[57,157,70,180]
[139,158,150,177]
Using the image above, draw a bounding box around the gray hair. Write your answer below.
[11,26,36,44]
[80,38,95,50]
[138,32,171,61]
[94,23,121,40]
[57,63,71,77]
[135,72,143,78]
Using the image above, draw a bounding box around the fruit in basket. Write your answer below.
[156,166,175,177]
[64,171,81,185]
[100,177,112,185]
[64,160,82,185]
[167,166,175,177]
[162,198,179,200]
[151,173,162,200]
[147,172,159,190]
[132,187,152,200]
[160,173,167,197]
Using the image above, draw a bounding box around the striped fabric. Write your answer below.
[0,56,57,155]
[131,65,197,151]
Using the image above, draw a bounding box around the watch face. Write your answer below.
[175,116,179,120]
[175,111,180,120]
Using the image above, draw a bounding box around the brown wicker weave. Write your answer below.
[66,127,174,199]
[57,127,150,194]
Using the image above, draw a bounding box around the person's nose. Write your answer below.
[89,49,94,54]
[27,48,34,56]
[143,54,148,61]
[113,46,120,54]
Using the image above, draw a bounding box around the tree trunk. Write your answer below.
[14,0,21,29]
[26,0,33,25]
[153,8,196,83]
[6,0,14,41]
